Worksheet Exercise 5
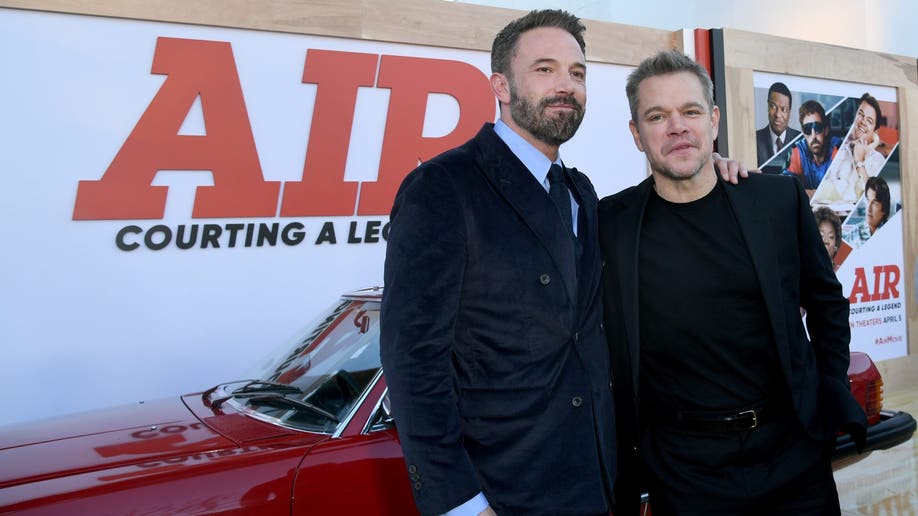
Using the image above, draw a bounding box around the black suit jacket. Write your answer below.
[757,126,801,166]
[381,124,616,516]
[598,173,866,514]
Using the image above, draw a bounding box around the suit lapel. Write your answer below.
[476,128,579,306]
[720,181,792,376]
[615,178,654,394]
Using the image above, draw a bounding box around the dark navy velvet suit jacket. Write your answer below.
[381,123,616,516]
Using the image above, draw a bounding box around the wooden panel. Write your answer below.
[0,0,680,66]
[723,66,755,166]
[901,88,918,356]
[876,353,918,394]
[719,28,917,89]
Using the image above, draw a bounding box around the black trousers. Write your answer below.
[641,413,840,516]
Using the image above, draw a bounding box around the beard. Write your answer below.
[645,138,709,182]
[649,158,707,182]
[509,86,584,147]
[809,140,824,158]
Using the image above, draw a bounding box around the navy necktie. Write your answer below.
[548,164,574,237]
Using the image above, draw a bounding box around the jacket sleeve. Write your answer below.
[793,178,867,446]
[379,161,480,515]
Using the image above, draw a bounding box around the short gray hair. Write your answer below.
[626,50,714,121]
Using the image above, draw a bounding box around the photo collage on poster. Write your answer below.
[754,75,901,269]
[753,72,906,360]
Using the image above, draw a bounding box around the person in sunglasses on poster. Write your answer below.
[782,100,841,196]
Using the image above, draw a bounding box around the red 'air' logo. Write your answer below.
[72,37,495,220]
[848,265,900,303]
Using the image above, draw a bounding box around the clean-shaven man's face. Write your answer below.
[629,71,719,182]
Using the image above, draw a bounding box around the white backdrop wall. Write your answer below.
[0,8,646,426]
[4,1,914,427]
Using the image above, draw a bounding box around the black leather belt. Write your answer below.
[657,402,778,432]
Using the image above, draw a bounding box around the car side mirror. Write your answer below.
[368,393,396,432]
[380,394,395,426]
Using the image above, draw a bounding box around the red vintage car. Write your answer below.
[0,288,914,514]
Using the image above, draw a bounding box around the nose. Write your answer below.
[554,72,577,94]
[667,113,689,134]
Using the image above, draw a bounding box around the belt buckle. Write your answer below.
[737,409,758,429]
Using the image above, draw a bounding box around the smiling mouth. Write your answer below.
[541,95,582,113]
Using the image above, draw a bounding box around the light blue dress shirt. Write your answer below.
[493,120,579,236]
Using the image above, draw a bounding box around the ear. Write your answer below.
[628,119,644,152]
[711,105,721,141]
[490,72,511,105]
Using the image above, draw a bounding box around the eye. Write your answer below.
[571,70,586,81]
[536,66,553,73]
[647,114,664,122]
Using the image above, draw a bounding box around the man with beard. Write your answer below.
[380,10,746,516]
[783,100,841,195]
[599,50,865,516]
[381,12,613,515]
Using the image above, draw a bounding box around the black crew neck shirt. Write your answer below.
[638,181,785,413]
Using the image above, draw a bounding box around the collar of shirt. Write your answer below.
[494,119,562,192]
[771,129,787,141]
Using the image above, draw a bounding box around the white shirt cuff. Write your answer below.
[443,492,489,516]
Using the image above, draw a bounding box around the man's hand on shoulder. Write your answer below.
[713,152,758,184]
[478,507,498,516]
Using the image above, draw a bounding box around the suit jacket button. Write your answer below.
[408,464,417,474]
[571,396,583,407]
[540,274,551,285]
[414,481,423,490]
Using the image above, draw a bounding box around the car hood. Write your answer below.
[0,397,233,488]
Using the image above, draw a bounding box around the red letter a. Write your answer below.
[73,37,279,220]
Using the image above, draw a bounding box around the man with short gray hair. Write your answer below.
[600,50,866,516]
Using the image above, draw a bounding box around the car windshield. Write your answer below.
[224,297,382,434]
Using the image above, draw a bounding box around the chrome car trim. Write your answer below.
[333,367,384,438]
[362,386,391,434]
[221,389,337,435]
[342,286,383,302]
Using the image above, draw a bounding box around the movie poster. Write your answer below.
[753,72,905,360]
